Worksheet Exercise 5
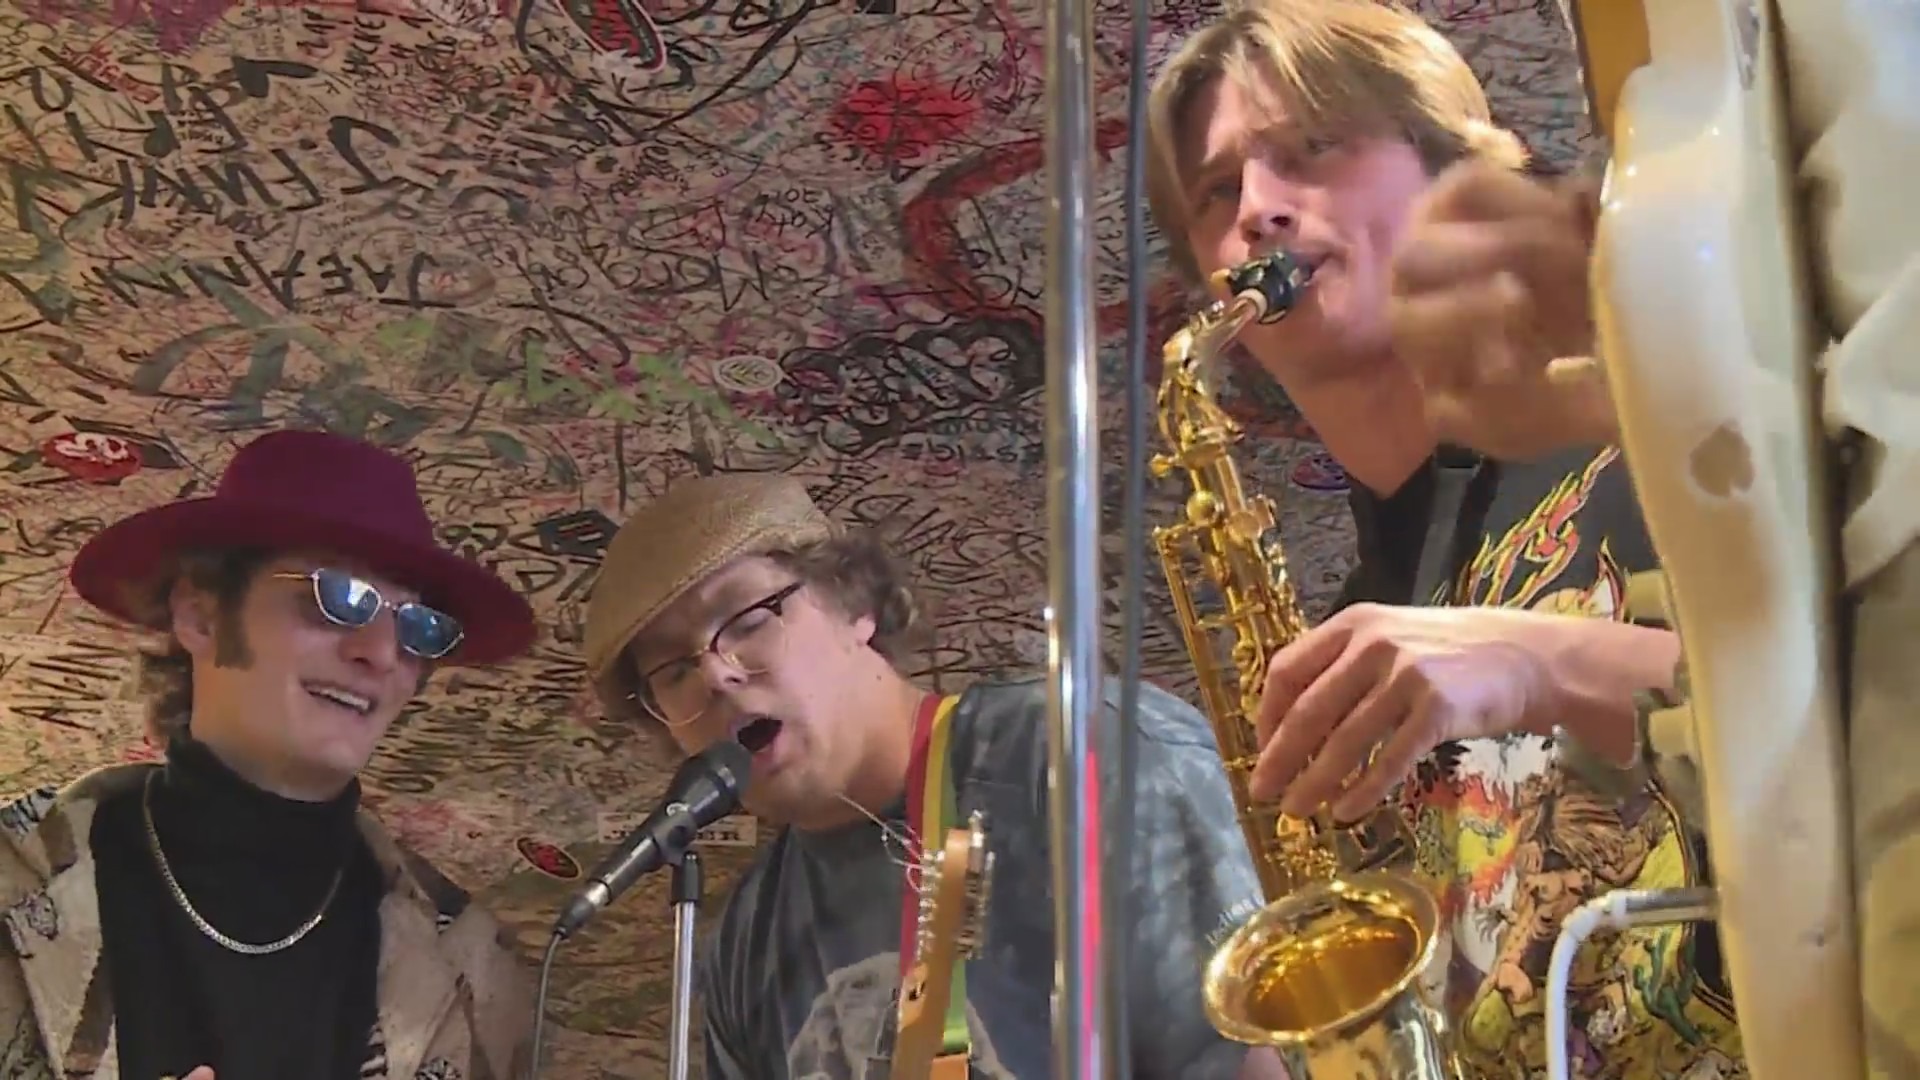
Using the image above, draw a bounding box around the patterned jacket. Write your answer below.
[0,762,533,1080]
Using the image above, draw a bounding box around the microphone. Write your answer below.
[552,740,752,938]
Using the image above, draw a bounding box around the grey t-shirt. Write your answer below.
[698,675,1265,1080]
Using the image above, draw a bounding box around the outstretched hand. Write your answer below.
[1389,160,1617,460]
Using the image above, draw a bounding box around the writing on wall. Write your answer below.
[0,0,1590,1073]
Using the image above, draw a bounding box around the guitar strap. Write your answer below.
[901,692,972,1070]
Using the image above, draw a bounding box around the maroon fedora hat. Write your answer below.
[70,430,536,667]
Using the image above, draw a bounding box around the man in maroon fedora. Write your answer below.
[0,430,539,1080]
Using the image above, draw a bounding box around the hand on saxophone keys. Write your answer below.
[1387,159,1618,461]
[1247,602,1668,821]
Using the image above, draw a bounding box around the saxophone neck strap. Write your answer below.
[1411,449,1498,604]
[901,692,970,1060]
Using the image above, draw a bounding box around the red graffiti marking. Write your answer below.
[20,0,377,55]
[1289,450,1349,493]
[44,41,159,103]
[826,77,981,166]
[12,0,242,54]
[898,118,1187,337]
[119,741,162,764]
[515,836,583,880]
[22,0,504,56]
[41,431,142,484]
[896,122,1316,438]
[563,0,666,73]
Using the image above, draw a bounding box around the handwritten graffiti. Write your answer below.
[0,636,136,732]
[773,314,1042,458]
[0,0,1586,1073]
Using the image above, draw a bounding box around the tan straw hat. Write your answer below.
[585,473,834,719]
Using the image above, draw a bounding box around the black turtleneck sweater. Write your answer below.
[90,737,384,1080]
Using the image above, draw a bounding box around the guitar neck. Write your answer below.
[892,824,979,1080]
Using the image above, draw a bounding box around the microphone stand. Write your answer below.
[666,848,703,1080]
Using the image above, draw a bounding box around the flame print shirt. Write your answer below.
[1342,444,1748,1080]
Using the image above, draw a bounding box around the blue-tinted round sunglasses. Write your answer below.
[273,569,465,661]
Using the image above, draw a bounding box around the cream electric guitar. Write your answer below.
[1555,0,1864,1078]
[893,812,994,1080]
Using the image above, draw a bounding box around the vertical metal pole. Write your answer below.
[1042,0,1107,1069]
[666,850,701,1080]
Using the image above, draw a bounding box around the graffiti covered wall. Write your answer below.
[0,0,1590,1074]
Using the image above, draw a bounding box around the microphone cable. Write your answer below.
[527,929,565,1079]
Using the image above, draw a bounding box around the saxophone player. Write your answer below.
[1385,3,1920,1072]
[1145,3,1739,1077]
[581,473,1287,1080]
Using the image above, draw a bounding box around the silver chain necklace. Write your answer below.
[141,770,345,956]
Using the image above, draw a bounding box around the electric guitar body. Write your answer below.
[894,811,994,1080]
[1568,0,1864,1076]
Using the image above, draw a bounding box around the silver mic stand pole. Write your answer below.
[666,848,702,1080]
[1041,0,1111,1069]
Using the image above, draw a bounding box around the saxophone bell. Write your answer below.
[1206,872,1453,1076]
[1155,252,1461,1079]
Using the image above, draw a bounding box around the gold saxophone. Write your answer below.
[1152,252,1463,1079]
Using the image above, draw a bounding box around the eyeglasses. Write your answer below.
[636,582,803,726]
[272,569,465,661]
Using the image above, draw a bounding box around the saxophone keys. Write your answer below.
[1334,810,1421,876]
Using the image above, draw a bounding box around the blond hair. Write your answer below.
[1146,0,1528,281]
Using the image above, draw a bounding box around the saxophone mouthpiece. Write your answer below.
[1218,252,1313,325]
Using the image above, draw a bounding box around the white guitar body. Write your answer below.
[1587,0,1864,1077]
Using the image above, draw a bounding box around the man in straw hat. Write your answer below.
[584,472,1286,1079]
[0,430,538,1080]
[1144,2,1738,1077]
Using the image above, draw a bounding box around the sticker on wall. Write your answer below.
[596,808,760,848]
[515,837,584,881]
[41,431,143,484]
[711,355,785,396]
[697,817,759,847]
[1290,451,1350,493]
